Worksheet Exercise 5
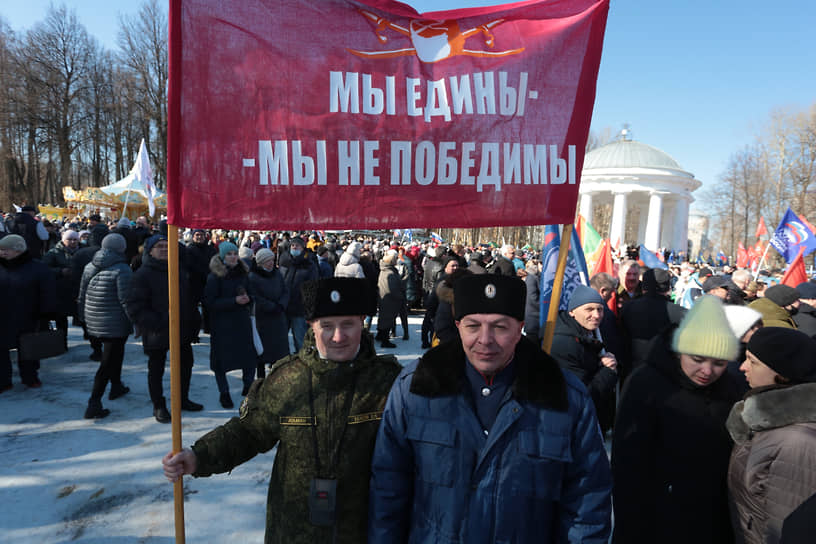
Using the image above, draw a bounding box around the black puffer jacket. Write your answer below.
[125,254,200,352]
[78,249,133,339]
[611,328,742,544]
[203,255,255,374]
[248,263,290,365]
[0,252,56,349]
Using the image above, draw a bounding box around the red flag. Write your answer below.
[755,216,768,238]
[167,0,610,230]
[592,239,614,277]
[781,247,807,287]
[736,242,749,268]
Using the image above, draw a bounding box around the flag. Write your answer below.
[589,238,613,277]
[430,232,444,244]
[638,244,668,270]
[12,203,21,212]
[575,214,602,256]
[755,216,767,238]
[770,207,816,263]
[539,225,588,332]
[167,0,610,230]
[799,214,816,236]
[716,250,728,265]
[404,229,413,242]
[393,229,401,238]
[569,226,590,286]
[736,242,749,268]
[781,247,808,287]
[133,139,156,216]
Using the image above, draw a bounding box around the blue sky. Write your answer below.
[2,0,814,212]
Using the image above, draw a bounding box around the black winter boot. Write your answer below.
[181,398,204,411]
[84,399,110,419]
[109,383,130,400]
[153,398,171,424]
[219,391,234,409]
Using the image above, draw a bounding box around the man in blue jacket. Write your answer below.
[368,274,612,543]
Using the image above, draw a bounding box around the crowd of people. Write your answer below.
[2,205,816,543]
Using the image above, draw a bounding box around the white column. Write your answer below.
[644,192,664,251]
[672,197,691,253]
[659,204,675,249]
[579,193,593,222]
[609,192,627,246]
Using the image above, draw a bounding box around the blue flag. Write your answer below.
[539,226,589,332]
[638,245,668,270]
[770,207,816,263]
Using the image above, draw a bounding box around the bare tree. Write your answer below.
[21,5,95,190]
[118,0,168,189]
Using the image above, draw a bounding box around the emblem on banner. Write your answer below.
[348,9,524,63]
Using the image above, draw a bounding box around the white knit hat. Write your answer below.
[723,305,763,339]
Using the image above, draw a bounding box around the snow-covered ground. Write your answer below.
[1,316,425,543]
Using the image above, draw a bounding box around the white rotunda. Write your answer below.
[579,133,701,252]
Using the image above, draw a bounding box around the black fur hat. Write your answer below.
[453,274,526,321]
[301,277,377,320]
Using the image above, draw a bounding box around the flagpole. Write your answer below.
[541,223,573,353]
[753,241,771,280]
[167,224,185,543]
[167,0,185,541]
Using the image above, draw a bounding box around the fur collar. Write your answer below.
[209,254,248,278]
[727,383,816,442]
[409,335,568,411]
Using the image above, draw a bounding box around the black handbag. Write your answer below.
[18,322,67,361]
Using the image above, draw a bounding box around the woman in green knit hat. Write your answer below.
[611,295,743,544]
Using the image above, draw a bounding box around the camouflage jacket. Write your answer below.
[191,328,401,544]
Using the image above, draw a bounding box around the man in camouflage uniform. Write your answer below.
[163,277,401,543]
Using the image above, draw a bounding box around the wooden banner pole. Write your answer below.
[541,223,574,353]
[168,224,185,543]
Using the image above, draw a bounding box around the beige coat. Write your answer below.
[727,383,816,544]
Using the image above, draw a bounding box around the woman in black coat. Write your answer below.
[0,235,56,390]
[126,235,203,422]
[611,295,743,544]
[203,242,256,409]
[247,249,290,378]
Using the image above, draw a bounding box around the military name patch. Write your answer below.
[280,416,316,426]
[347,411,383,424]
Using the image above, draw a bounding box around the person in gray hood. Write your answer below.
[78,233,133,419]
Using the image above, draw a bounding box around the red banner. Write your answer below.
[755,216,767,238]
[167,0,609,229]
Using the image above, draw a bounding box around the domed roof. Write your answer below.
[584,139,684,171]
